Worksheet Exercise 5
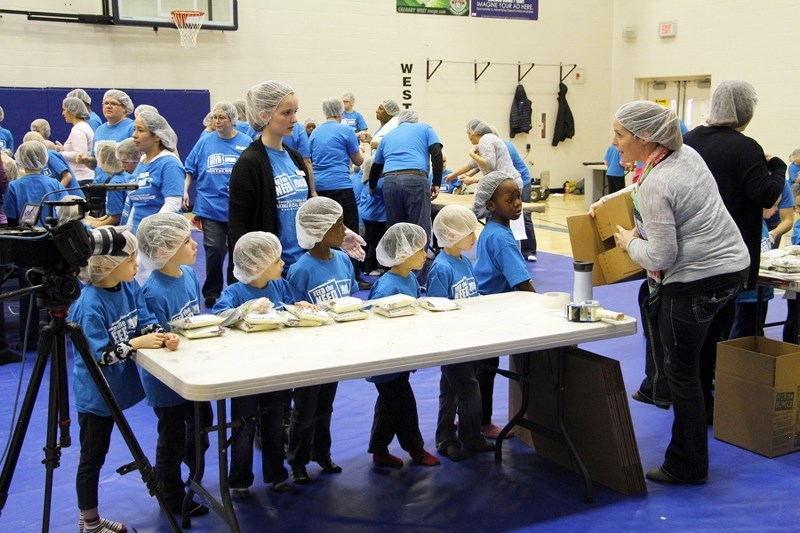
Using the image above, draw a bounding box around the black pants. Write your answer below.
[76,412,115,510]
[477,357,499,425]
[363,219,387,274]
[636,280,671,404]
[368,372,424,454]
[230,391,288,486]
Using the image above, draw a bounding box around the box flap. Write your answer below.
[598,248,645,284]
[717,337,800,386]
[594,192,635,241]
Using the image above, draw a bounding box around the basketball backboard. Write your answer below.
[111,0,237,31]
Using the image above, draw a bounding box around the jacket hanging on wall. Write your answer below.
[552,82,574,147]
[509,84,532,138]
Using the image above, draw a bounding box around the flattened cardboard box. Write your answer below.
[567,192,644,286]
[714,336,800,458]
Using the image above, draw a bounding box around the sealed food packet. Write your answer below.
[372,305,418,318]
[416,297,460,312]
[170,314,226,329]
[320,296,367,313]
[283,304,333,325]
[327,309,369,322]
[177,325,226,339]
[370,294,417,311]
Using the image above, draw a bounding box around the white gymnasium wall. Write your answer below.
[0,1,615,187]
[611,0,800,162]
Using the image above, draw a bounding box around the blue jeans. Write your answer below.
[198,217,233,301]
[383,174,431,246]
[436,362,482,449]
[520,182,537,256]
[229,391,288,487]
[658,282,740,481]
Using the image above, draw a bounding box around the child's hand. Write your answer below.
[248,297,273,314]
[132,332,168,350]
[163,333,181,351]
[294,301,319,312]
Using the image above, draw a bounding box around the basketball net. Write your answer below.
[171,10,204,49]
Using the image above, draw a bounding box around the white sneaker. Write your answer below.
[526,254,537,262]
[368,270,384,276]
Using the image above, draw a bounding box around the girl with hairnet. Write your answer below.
[428,205,495,460]
[182,101,252,308]
[56,96,95,184]
[0,105,13,153]
[365,223,441,469]
[285,196,358,483]
[213,231,315,496]
[137,213,211,518]
[126,111,184,233]
[472,171,535,439]
[592,99,749,485]
[71,229,180,533]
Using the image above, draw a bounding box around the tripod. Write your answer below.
[0,281,181,532]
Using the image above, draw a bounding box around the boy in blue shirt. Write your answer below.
[72,230,180,533]
[472,171,535,438]
[137,213,211,517]
[366,223,441,469]
[428,205,495,460]
[0,105,13,153]
[286,197,357,483]
[213,231,315,496]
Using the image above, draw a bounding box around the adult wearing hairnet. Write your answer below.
[67,88,102,131]
[592,100,750,485]
[126,111,183,233]
[134,104,159,118]
[341,92,369,142]
[56,96,95,184]
[370,99,401,151]
[368,107,444,284]
[232,99,258,140]
[183,101,253,307]
[23,131,84,196]
[684,82,787,389]
[90,90,136,185]
[0,105,13,153]
[30,118,51,140]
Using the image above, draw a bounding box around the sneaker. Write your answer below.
[438,442,466,462]
[367,269,384,276]
[270,480,290,493]
[230,487,250,500]
[372,452,403,469]
[526,254,537,262]
[316,457,342,474]
[357,279,373,291]
[290,464,311,484]
[464,437,496,452]
[410,449,441,466]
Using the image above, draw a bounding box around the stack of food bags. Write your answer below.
[319,296,369,322]
[170,314,226,339]
[235,311,288,332]
[282,304,334,327]
[370,294,418,318]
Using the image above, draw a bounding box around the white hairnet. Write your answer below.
[67,88,91,105]
[398,109,419,124]
[134,104,159,118]
[137,213,192,270]
[472,171,517,219]
[433,205,479,248]
[706,80,758,128]
[15,141,49,170]
[212,101,238,124]
[295,196,343,250]
[22,131,45,144]
[95,141,123,174]
[55,194,85,224]
[116,137,139,163]
[246,80,294,131]
[791,149,800,162]
[466,118,492,135]
[342,92,355,103]
[63,97,90,120]
[232,231,282,283]
[30,118,51,139]
[0,105,4,122]
[322,97,345,118]
[381,99,400,117]
[137,111,178,151]
[103,90,134,115]
[376,223,428,267]
[233,100,247,119]
[80,229,137,284]
[304,118,317,126]
[2,154,19,181]
[614,100,683,151]
[202,112,213,128]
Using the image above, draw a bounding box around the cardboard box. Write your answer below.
[566,192,644,286]
[714,336,800,458]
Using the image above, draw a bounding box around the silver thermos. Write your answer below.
[572,260,594,303]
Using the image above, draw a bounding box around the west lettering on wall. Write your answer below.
[401,63,413,109]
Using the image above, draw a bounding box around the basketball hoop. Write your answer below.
[171,10,204,49]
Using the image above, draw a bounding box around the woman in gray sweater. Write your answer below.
[591,100,749,485]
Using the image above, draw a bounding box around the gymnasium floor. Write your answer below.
[1,194,799,532]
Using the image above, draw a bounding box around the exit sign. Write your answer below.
[659,21,677,38]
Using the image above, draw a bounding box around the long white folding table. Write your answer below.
[136,292,637,531]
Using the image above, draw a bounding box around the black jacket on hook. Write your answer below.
[552,82,574,147]
[509,84,532,138]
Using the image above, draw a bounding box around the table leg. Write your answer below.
[555,349,593,503]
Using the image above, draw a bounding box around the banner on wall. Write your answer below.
[396,0,469,16]
[471,0,538,20]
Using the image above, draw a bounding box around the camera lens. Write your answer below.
[88,227,128,256]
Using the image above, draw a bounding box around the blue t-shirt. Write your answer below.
[268,146,309,266]
[41,150,85,198]
[141,266,201,407]
[287,250,358,304]
[788,162,800,185]
[504,141,532,186]
[105,171,133,217]
[604,145,626,177]
[127,152,185,233]
[369,270,421,299]
[342,110,368,133]
[427,251,479,299]
[213,278,301,314]
[235,121,260,141]
[765,180,793,228]
[309,121,360,191]
[185,131,251,222]
[360,176,386,222]
[474,220,530,295]
[737,221,773,302]
[87,111,103,131]
[0,127,14,152]
[71,281,151,416]
[373,123,440,173]
[438,170,461,194]
[5,173,66,225]
[792,218,800,246]
[92,118,135,184]
[283,122,311,158]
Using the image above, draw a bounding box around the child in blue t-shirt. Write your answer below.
[72,230,180,533]
[472,171,535,438]
[137,213,211,517]
[286,197,357,483]
[213,231,314,496]
[366,223,441,468]
[359,157,388,276]
[0,105,13,153]
[428,205,495,461]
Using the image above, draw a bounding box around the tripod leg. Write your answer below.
[65,322,182,533]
